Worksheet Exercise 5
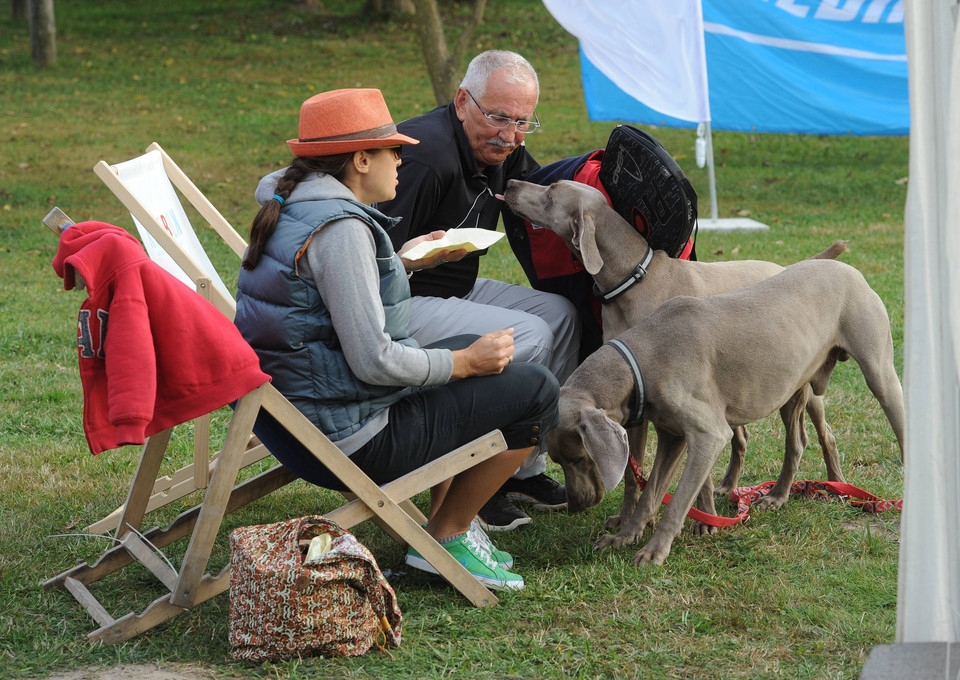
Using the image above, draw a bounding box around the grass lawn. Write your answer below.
[0,1,908,678]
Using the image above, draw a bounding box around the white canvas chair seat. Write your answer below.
[94,143,246,319]
[106,148,233,304]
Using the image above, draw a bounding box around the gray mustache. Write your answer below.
[486,137,517,149]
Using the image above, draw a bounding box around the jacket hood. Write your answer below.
[52,221,147,291]
[255,169,356,208]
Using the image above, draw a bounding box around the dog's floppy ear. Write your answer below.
[573,204,603,275]
[578,405,629,492]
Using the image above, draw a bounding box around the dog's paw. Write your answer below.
[755,495,788,511]
[632,545,668,566]
[604,514,623,530]
[691,521,719,537]
[713,483,732,497]
[632,533,674,565]
[593,532,637,551]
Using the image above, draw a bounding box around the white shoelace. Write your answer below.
[463,532,499,571]
[469,518,500,556]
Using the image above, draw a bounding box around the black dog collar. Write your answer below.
[607,338,645,428]
[593,246,654,304]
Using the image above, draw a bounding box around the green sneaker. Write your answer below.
[405,533,525,591]
[469,517,514,569]
[420,521,514,569]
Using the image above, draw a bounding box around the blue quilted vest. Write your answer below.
[235,197,416,441]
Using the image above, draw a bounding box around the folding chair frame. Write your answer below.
[93,142,245,320]
[43,382,506,642]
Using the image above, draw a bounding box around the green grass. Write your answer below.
[0,1,907,678]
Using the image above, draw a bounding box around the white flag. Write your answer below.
[542,0,710,123]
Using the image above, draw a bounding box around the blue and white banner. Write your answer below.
[544,0,908,136]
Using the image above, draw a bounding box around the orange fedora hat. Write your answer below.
[287,88,419,157]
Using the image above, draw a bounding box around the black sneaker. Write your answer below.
[477,490,531,532]
[502,473,567,512]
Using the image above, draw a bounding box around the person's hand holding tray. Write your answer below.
[400,228,504,260]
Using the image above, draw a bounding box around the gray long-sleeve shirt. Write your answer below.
[299,218,454,387]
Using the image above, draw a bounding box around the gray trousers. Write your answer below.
[407,278,581,479]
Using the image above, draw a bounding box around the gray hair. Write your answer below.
[460,50,540,102]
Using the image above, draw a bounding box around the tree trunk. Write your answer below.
[12,0,27,21]
[29,0,57,66]
[409,0,486,105]
[366,0,414,15]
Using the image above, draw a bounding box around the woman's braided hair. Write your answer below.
[242,153,354,270]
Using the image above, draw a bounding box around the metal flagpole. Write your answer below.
[696,120,768,232]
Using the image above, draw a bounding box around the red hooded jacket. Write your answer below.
[52,221,269,454]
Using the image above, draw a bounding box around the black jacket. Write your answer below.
[376,102,539,299]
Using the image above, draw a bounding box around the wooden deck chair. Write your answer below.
[43,217,509,644]
[87,144,262,534]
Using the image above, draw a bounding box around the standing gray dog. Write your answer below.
[547,259,904,565]
[502,179,848,522]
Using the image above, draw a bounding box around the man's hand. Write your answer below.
[397,230,469,273]
[451,328,515,378]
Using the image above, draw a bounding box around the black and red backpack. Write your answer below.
[503,125,699,359]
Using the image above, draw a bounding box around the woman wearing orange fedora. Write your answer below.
[234,88,559,591]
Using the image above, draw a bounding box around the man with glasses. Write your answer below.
[377,50,578,532]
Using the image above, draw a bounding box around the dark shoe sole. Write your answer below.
[505,492,568,512]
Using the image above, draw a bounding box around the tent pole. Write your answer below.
[696,121,766,231]
[704,120,719,221]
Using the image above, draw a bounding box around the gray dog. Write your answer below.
[502,179,848,522]
[545,258,905,565]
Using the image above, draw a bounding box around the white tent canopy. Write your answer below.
[898,0,960,644]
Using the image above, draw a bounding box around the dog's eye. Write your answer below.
[530,222,545,230]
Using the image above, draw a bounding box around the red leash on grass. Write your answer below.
[627,453,901,528]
